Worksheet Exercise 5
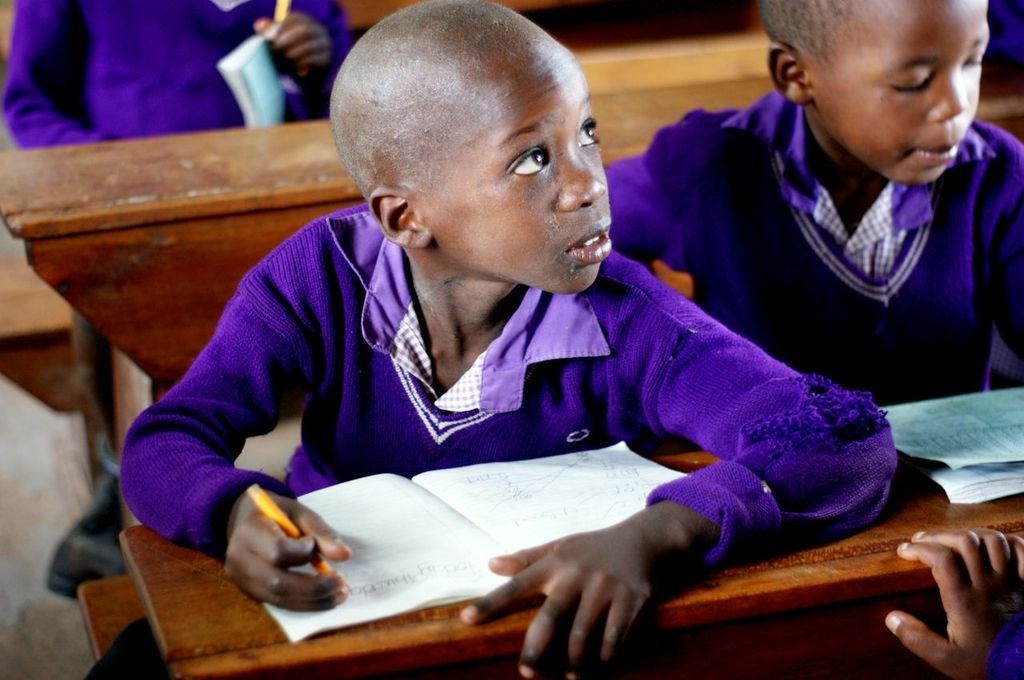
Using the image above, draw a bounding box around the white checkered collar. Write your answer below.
[814,182,896,251]
[391,304,487,412]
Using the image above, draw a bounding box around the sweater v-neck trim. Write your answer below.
[770,151,941,304]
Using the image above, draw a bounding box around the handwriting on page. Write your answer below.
[415,445,685,552]
[269,473,505,641]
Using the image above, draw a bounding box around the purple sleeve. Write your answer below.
[994,133,1024,359]
[2,0,109,148]
[987,0,1024,65]
[607,154,677,264]
[120,286,304,556]
[988,609,1024,679]
[623,301,895,567]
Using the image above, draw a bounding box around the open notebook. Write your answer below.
[216,35,285,128]
[886,386,1024,503]
[265,444,684,641]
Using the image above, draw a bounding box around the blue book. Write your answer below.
[216,35,285,128]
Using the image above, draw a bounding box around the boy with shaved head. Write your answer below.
[121,1,896,675]
[609,0,1024,407]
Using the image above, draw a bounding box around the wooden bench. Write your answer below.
[345,0,626,29]
[0,253,76,412]
[0,4,12,62]
[77,574,147,661]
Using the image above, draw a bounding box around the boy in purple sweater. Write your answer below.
[608,0,1024,407]
[121,1,896,675]
[888,528,1024,679]
[3,0,352,147]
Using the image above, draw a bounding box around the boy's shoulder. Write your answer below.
[588,253,716,334]
[642,93,787,184]
[240,203,380,296]
[967,119,1024,174]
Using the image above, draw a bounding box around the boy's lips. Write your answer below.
[910,143,959,167]
[566,217,612,266]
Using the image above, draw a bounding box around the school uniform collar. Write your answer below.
[328,206,610,413]
[722,92,995,232]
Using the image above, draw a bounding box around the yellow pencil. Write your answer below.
[245,484,334,576]
[273,0,291,23]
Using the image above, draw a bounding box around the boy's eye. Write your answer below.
[893,74,932,93]
[579,118,599,146]
[512,147,550,175]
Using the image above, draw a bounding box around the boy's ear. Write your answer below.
[768,41,813,105]
[368,187,433,250]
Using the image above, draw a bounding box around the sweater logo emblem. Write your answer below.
[566,429,590,443]
[207,0,253,12]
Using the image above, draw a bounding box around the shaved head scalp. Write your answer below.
[757,0,856,59]
[330,0,577,197]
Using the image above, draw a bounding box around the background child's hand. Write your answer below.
[254,13,333,78]
[461,501,718,678]
[224,489,351,610]
[886,529,1024,679]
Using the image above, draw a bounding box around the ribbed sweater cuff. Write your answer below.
[185,470,293,556]
[988,609,1024,680]
[647,461,781,567]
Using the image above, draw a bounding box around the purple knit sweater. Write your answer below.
[608,93,1024,406]
[988,0,1024,65]
[121,205,896,566]
[2,0,352,148]
[990,609,1024,679]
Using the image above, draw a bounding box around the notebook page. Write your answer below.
[886,387,1024,468]
[266,473,505,641]
[412,443,685,553]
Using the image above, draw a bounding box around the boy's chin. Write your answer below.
[547,265,602,295]
[885,158,955,186]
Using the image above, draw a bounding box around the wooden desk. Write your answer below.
[77,574,147,660]
[121,465,1024,679]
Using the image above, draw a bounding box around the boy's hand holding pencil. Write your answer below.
[224,484,351,611]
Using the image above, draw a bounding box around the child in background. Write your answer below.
[887,528,1024,679]
[3,0,353,147]
[607,0,1024,407]
[121,1,896,675]
[2,0,354,597]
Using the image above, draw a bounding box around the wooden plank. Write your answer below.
[0,255,69,340]
[0,121,354,240]
[344,0,623,29]
[0,4,12,62]
[578,32,768,95]
[25,201,354,386]
[0,254,76,411]
[77,574,147,661]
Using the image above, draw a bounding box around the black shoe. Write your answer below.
[46,473,125,598]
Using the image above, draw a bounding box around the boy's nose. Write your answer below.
[556,162,607,212]
[929,70,972,123]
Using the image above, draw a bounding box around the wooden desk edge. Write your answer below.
[120,522,942,679]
